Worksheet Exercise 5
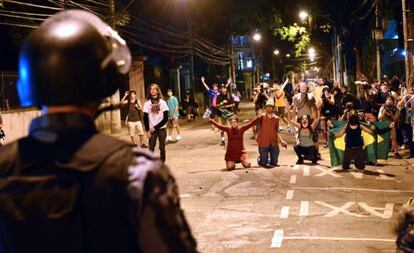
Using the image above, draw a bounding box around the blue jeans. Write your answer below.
[259,145,280,166]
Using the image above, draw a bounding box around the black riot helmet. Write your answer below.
[17,10,131,106]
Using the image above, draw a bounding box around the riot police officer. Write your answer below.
[0,10,198,253]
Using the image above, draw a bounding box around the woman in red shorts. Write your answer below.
[209,114,263,170]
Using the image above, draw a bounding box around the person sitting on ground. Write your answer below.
[256,99,288,168]
[335,114,374,171]
[209,114,263,170]
[290,113,320,164]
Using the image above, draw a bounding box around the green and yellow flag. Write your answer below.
[328,120,392,167]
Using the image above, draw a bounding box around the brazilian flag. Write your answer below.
[328,120,392,167]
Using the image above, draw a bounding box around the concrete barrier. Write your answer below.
[1,107,119,144]
[1,108,42,144]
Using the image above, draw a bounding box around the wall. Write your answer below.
[1,108,41,144]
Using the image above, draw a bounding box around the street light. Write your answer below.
[299,11,309,21]
[273,49,280,55]
[253,32,262,42]
[308,47,316,61]
[286,53,291,58]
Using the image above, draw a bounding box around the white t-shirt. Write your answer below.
[143,99,169,130]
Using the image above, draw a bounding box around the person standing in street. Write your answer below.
[216,84,235,146]
[209,114,263,170]
[231,84,242,114]
[290,82,317,122]
[144,84,169,163]
[0,10,197,253]
[121,90,147,148]
[166,89,182,142]
[256,99,288,168]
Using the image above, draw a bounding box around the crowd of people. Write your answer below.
[201,72,414,172]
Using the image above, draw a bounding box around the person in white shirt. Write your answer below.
[143,83,169,162]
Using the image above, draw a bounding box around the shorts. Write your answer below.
[168,117,179,127]
[275,107,285,117]
[127,121,144,136]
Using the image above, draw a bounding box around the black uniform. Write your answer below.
[0,9,198,253]
[0,113,197,253]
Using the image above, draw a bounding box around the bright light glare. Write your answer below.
[253,32,262,42]
[53,22,80,39]
[299,11,309,21]
[308,47,316,61]
[273,49,280,55]
[286,54,291,58]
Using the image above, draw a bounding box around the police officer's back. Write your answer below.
[0,10,198,253]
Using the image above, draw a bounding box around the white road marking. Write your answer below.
[350,171,363,179]
[280,206,290,219]
[282,236,394,242]
[299,201,309,216]
[358,202,394,219]
[293,165,300,170]
[314,166,342,178]
[289,175,297,184]
[293,186,414,193]
[286,190,294,200]
[270,229,284,248]
[314,201,366,218]
[376,169,394,180]
[303,166,310,176]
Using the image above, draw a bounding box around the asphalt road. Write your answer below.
[117,102,414,253]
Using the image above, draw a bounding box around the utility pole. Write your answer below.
[108,0,121,134]
[402,0,411,88]
[375,0,382,81]
[187,18,195,98]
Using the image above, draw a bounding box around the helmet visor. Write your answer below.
[103,28,131,74]
[61,10,131,74]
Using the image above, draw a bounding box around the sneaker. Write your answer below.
[220,140,225,146]
[175,135,182,141]
[167,136,173,142]
[140,144,148,148]
[400,145,407,150]
[296,159,304,164]
[278,127,284,132]
[323,143,328,148]
[287,125,292,134]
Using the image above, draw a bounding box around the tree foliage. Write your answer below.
[274,23,311,57]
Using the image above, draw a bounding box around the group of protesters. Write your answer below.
[203,72,414,171]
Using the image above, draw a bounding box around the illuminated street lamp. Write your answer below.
[286,53,291,58]
[273,49,280,55]
[253,32,262,42]
[299,11,309,21]
[308,47,316,61]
